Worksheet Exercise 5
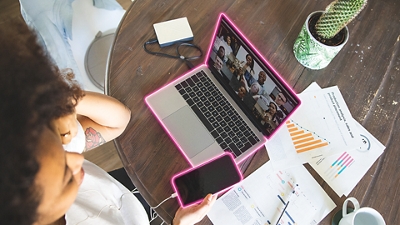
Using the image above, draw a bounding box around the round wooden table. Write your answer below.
[106,0,400,224]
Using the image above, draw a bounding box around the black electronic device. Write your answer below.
[171,152,242,207]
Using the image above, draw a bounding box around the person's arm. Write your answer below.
[172,194,218,225]
[252,94,262,101]
[75,91,131,151]
[240,75,250,92]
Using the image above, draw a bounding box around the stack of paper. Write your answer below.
[265,82,385,196]
[208,161,336,225]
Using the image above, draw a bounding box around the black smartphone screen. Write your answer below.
[171,153,242,207]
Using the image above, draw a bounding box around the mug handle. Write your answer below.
[342,197,360,217]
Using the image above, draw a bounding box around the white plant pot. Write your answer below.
[293,11,349,70]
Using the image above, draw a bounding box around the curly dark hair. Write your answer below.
[0,21,84,225]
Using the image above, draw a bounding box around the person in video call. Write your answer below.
[253,91,287,123]
[214,33,233,61]
[0,21,217,225]
[214,46,225,73]
[236,86,248,101]
[258,102,279,132]
[220,35,233,61]
[217,46,225,60]
[255,71,268,94]
[263,102,278,124]
[230,36,240,55]
[274,92,287,123]
[243,70,268,96]
[241,54,255,83]
[232,66,244,83]
[253,91,287,107]
[248,82,261,96]
[275,92,287,107]
[214,53,224,73]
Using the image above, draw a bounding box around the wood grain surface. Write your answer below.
[106,0,400,224]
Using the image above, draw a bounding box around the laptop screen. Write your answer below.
[206,14,301,138]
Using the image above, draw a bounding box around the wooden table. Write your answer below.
[106,0,400,224]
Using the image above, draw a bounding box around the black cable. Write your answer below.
[143,38,203,69]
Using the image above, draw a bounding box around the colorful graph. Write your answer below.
[286,120,330,153]
[275,170,295,196]
[272,171,298,225]
[275,185,301,225]
[325,152,354,179]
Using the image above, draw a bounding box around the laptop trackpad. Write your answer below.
[162,106,214,158]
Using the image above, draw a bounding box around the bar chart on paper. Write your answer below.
[286,120,330,153]
[208,162,336,225]
[324,152,354,180]
[309,122,384,196]
[273,171,319,225]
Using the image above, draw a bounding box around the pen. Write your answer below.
[275,184,298,225]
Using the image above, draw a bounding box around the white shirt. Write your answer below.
[65,160,150,225]
[64,121,149,224]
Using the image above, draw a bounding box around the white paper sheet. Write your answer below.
[265,84,359,169]
[309,121,385,196]
[208,161,336,225]
[266,82,385,196]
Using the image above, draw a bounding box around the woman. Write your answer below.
[221,35,233,60]
[261,102,279,133]
[0,21,216,225]
[264,102,278,123]
[242,54,255,79]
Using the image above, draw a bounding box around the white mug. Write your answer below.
[339,197,386,225]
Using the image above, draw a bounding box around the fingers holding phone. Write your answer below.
[171,153,242,207]
[173,194,218,225]
[170,153,242,224]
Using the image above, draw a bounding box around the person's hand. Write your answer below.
[238,68,244,76]
[252,95,261,101]
[240,76,246,85]
[53,113,78,145]
[264,112,272,121]
[172,194,218,225]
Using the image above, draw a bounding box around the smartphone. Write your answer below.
[171,153,243,207]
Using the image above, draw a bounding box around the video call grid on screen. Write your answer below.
[206,15,300,137]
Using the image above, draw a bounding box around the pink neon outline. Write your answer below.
[144,12,302,166]
[170,152,243,208]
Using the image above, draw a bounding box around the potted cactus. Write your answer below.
[293,0,368,70]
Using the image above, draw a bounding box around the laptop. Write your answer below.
[145,13,301,166]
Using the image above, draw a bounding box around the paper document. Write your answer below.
[309,119,385,196]
[296,83,384,196]
[208,161,336,225]
[266,84,359,168]
[267,82,385,196]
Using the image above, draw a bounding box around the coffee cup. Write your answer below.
[339,197,385,225]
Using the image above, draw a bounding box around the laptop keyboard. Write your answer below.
[175,70,260,157]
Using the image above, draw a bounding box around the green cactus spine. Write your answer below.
[315,0,367,39]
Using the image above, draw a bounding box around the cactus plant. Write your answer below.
[315,0,368,40]
[293,0,368,69]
